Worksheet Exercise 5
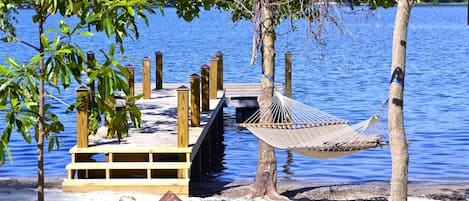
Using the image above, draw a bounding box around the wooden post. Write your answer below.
[215,51,223,90]
[200,65,209,112]
[190,74,200,127]
[209,57,219,99]
[285,51,292,98]
[142,57,151,99]
[126,64,134,98]
[76,86,90,148]
[177,86,189,147]
[155,51,163,89]
[177,86,189,179]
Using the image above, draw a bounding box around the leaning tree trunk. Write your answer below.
[247,1,288,200]
[389,0,413,200]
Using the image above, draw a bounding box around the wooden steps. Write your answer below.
[62,179,189,195]
[62,145,192,195]
[66,162,191,170]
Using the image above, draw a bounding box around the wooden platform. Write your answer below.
[63,145,192,195]
[224,83,283,108]
[62,83,267,195]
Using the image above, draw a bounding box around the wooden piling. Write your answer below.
[177,86,189,147]
[215,52,223,90]
[142,57,151,99]
[200,65,209,112]
[209,57,219,99]
[190,74,200,127]
[177,86,189,179]
[126,64,134,98]
[155,51,163,89]
[76,86,90,148]
[285,51,292,98]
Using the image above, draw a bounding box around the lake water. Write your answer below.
[0,6,468,183]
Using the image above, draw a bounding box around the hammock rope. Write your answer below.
[240,91,387,159]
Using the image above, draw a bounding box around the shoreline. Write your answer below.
[1,177,467,200]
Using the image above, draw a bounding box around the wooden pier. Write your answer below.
[62,52,292,196]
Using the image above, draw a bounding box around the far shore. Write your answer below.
[0,177,467,200]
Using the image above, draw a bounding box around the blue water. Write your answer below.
[0,6,468,183]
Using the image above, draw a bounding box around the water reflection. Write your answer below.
[282,150,294,179]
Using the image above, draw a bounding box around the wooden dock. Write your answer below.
[62,83,269,196]
[62,51,292,196]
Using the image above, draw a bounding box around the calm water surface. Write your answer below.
[0,6,468,183]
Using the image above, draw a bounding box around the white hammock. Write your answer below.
[239,92,387,159]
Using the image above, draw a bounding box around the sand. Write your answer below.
[0,177,467,201]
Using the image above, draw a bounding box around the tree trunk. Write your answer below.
[37,14,45,201]
[247,1,287,200]
[389,0,413,200]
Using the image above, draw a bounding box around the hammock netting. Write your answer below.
[239,92,387,159]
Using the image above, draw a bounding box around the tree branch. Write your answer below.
[0,27,40,51]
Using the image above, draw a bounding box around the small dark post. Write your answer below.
[285,51,292,98]
[126,64,134,98]
[142,57,151,99]
[190,74,201,127]
[155,51,163,89]
[76,86,90,148]
[209,57,219,99]
[86,51,96,101]
[200,65,210,112]
[215,51,224,90]
[177,86,189,147]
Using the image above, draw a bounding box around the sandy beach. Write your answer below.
[0,177,467,201]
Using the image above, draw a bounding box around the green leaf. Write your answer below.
[46,29,59,33]
[127,6,135,17]
[2,125,12,143]
[56,49,72,54]
[16,119,32,144]
[65,103,77,113]
[0,79,13,91]
[1,140,13,164]
[0,143,5,164]
[59,20,70,35]
[103,18,113,37]
[55,136,60,150]
[40,33,49,49]
[52,36,60,49]
[32,15,40,23]
[10,96,19,107]
[86,13,102,23]
[79,31,94,37]
[1,37,14,42]
[87,70,99,84]
[48,137,54,152]
[5,57,21,68]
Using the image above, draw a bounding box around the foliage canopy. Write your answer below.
[0,0,162,164]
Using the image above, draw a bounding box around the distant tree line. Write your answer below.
[418,0,467,3]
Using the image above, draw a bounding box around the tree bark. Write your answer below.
[389,0,413,200]
[247,1,288,200]
[37,7,45,201]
